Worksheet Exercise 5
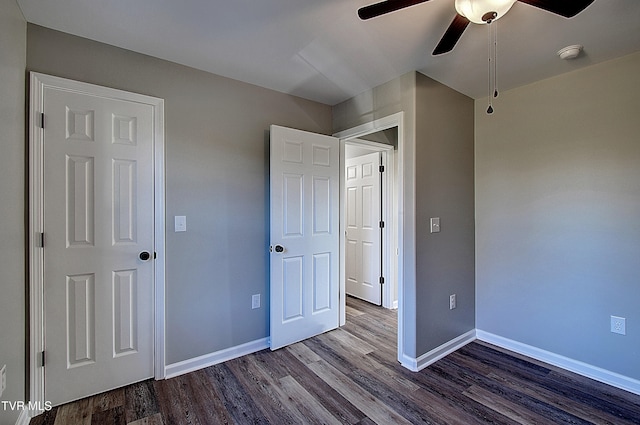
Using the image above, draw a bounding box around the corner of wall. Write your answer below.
[0,1,27,425]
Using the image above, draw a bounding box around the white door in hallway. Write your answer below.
[42,79,156,405]
[269,125,340,350]
[345,152,382,305]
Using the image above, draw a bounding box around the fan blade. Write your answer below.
[358,0,431,20]
[432,14,470,55]
[517,0,595,18]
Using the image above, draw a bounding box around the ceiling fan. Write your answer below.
[358,0,596,55]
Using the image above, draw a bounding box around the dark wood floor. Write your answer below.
[31,297,640,425]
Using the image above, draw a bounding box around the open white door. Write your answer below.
[269,125,339,350]
[345,152,382,305]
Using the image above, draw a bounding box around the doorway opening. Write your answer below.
[334,112,405,363]
[343,137,395,308]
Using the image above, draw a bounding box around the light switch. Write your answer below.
[430,217,440,233]
[175,216,187,232]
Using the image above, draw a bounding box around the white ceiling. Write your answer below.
[17,0,640,105]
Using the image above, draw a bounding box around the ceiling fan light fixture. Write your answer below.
[455,0,517,24]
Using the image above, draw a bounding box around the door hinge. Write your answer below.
[379,221,385,228]
[40,351,45,367]
[40,112,45,129]
[379,276,385,285]
[379,165,385,173]
[37,232,45,248]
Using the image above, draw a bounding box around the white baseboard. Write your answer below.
[164,329,640,398]
[476,330,640,396]
[164,337,269,379]
[400,329,476,372]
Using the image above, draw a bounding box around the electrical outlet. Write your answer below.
[252,294,261,309]
[449,294,456,310]
[611,316,626,335]
[1,364,6,398]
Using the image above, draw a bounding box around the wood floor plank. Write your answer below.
[127,413,164,425]
[285,341,322,365]
[345,303,365,318]
[463,384,563,425]
[453,344,640,424]
[231,353,311,424]
[30,296,640,425]
[124,380,159,423]
[458,342,552,381]
[91,388,125,414]
[542,371,640,424]
[375,352,520,424]
[305,337,468,424]
[326,327,376,356]
[205,363,269,425]
[53,398,93,425]
[152,374,202,425]
[90,406,125,425]
[29,407,58,425]
[431,356,589,424]
[276,375,344,425]
[251,348,296,381]
[341,318,397,358]
[306,359,413,425]
[224,355,300,424]
[278,347,368,424]
[317,328,421,396]
[437,348,615,424]
[182,369,235,424]
[241,347,361,425]
[485,371,635,425]
[354,418,377,425]
[316,332,375,362]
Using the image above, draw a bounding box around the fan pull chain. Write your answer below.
[493,20,499,99]
[486,20,498,114]
[487,22,494,114]
[487,21,498,114]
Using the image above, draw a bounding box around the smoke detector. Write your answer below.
[557,45,583,60]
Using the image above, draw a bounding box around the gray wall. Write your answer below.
[333,71,475,359]
[27,24,332,364]
[0,0,26,423]
[476,52,640,379]
[414,73,475,355]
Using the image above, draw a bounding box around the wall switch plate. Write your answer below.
[1,364,6,398]
[611,316,626,335]
[174,216,187,232]
[430,217,441,233]
[252,294,261,309]
[449,294,456,310]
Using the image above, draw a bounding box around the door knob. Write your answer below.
[274,244,285,253]
[139,251,151,261]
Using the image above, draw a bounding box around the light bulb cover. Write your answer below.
[455,0,517,24]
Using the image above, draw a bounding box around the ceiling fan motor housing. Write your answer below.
[455,0,517,24]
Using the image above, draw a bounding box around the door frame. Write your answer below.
[334,112,404,361]
[28,72,166,412]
